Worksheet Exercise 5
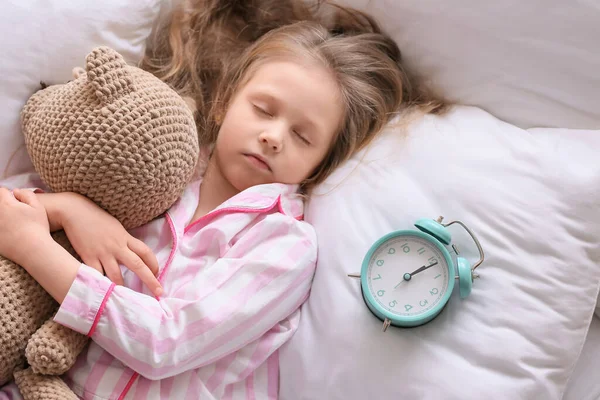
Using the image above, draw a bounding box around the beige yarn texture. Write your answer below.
[0,46,198,399]
[14,367,79,400]
[0,231,74,386]
[22,47,199,230]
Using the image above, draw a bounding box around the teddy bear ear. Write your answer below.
[85,46,134,105]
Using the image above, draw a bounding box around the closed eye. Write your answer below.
[253,104,272,117]
[294,130,310,145]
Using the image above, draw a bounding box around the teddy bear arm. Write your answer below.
[14,366,79,400]
[24,230,90,375]
[26,317,90,375]
[0,256,57,386]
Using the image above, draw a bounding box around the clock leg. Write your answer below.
[382,318,391,332]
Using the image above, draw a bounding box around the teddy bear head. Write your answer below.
[20,47,199,229]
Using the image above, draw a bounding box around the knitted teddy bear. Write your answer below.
[0,46,199,399]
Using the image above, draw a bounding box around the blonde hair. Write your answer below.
[142,0,446,193]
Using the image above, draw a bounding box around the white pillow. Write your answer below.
[563,315,600,400]
[337,0,600,130]
[0,0,168,178]
[278,106,600,399]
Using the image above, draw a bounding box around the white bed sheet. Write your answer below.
[563,315,600,400]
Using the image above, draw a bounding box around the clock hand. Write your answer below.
[404,261,438,281]
[394,261,439,289]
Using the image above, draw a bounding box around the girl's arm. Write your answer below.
[2,178,162,294]
[0,188,162,299]
[35,191,65,232]
[0,187,317,380]
[0,188,79,302]
[53,213,317,380]
[36,191,161,292]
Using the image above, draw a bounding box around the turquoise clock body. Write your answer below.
[358,217,484,329]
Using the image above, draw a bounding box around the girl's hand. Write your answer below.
[50,192,163,296]
[0,188,51,265]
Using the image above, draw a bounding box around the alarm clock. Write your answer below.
[349,216,484,330]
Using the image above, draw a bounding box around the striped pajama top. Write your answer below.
[0,173,317,400]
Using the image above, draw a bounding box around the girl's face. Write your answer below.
[212,60,343,192]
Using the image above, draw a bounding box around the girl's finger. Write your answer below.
[12,188,41,208]
[119,250,163,297]
[101,256,125,286]
[128,238,160,277]
[85,259,105,276]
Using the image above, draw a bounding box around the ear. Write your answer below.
[85,46,134,104]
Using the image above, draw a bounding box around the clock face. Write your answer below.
[365,234,451,318]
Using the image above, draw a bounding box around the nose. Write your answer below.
[259,126,284,152]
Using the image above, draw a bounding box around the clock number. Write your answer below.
[373,274,382,280]
[428,256,438,264]
[404,304,413,312]
[388,248,396,255]
[402,244,410,253]
[418,247,425,255]
[376,259,384,266]
[389,300,397,308]
[377,290,385,297]
[419,299,429,307]
[430,288,439,296]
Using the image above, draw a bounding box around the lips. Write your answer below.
[244,153,271,171]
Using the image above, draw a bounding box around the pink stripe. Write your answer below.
[205,351,238,392]
[160,373,174,399]
[166,221,230,297]
[104,238,307,355]
[118,373,139,400]
[72,284,166,326]
[242,326,282,400]
[95,257,315,378]
[244,324,284,380]
[225,220,291,259]
[58,297,95,330]
[82,350,115,395]
[184,370,201,400]
[222,383,235,400]
[166,220,291,318]
[61,287,164,325]
[113,369,137,400]
[88,283,115,337]
[115,287,165,319]
[131,375,152,399]
[100,260,285,359]
[77,265,113,294]
[129,374,173,399]
[246,372,255,400]
[129,218,291,326]
[267,350,279,399]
